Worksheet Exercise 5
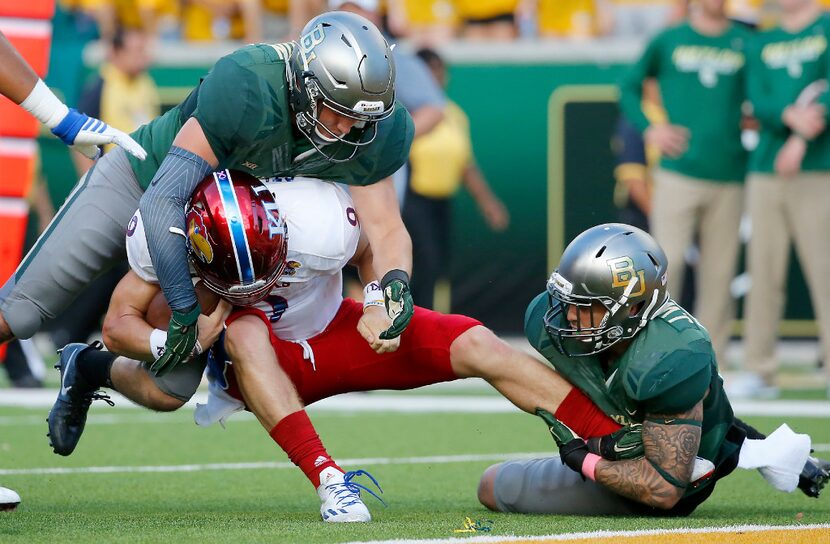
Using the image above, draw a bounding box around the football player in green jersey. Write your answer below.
[0,12,415,393]
[478,224,830,516]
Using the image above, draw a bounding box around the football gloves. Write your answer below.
[51,108,147,161]
[149,304,201,377]
[586,423,645,461]
[378,269,414,340]
[536,408,591,475]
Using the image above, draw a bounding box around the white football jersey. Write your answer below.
[125,177,360,342]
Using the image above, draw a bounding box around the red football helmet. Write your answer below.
[186,169,288,305]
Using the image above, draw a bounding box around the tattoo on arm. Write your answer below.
[594,401,703,509]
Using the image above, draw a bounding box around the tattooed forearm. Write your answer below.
[594,400,704,509]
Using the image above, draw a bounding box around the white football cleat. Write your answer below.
[0,487,21,511]
[317,467,383,523]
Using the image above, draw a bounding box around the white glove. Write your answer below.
[20,79,147,161]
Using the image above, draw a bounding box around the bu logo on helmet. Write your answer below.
[607,256,645,297]
[187,211,214,264]
[300,23,325,62]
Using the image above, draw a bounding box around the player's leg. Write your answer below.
[223,312,375,522]
[695,182,743,366]
[48,341,202,455]
[449,325,621,438]
[0,148,142,343]
[741,174,790,394]
[478,458,650,515]
[650,168,701,304]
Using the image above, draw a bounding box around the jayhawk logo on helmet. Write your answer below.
[187,211,214,264]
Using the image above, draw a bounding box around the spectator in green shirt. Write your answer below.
[738,0,830,399]
[619,0,750,369]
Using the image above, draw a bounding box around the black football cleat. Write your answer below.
[47,342,113,456]
[798,455,830,498]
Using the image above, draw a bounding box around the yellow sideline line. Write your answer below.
[344,524,830,544]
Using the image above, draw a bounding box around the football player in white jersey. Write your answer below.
[48,170,630,522]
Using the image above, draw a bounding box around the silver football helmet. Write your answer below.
[544,223,669,356]
[289,11,395,162]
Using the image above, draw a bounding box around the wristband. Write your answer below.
[582,453,601,481]
[363,281,384,309]
[150,328,168,361]
[20,79,69,129]
[380,269,410,289]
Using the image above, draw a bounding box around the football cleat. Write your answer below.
[316,467,385,522]
[0,486,20,511]
[47,342,113,456]
[798,456,830,498]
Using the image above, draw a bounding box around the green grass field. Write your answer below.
[1,392,829,544]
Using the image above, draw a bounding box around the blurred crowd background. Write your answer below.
[3,0,829,401]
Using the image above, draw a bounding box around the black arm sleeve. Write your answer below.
[139,146,213,312]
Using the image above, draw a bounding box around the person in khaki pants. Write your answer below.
[742,0,830,399]
[618,0,750,367]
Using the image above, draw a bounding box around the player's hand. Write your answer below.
[586,423,645,461]
[644,123,689,158]
[196,299,232,351]
[378,270,414,340]
[51,108,147,161]
[774,135,808,177]
[150,304,201,376]
[536,408,591,475]
[358,305,401,354]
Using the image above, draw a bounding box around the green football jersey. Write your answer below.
[127,43,414,190]
[525,293,739,497]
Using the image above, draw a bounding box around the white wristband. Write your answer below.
[363,281,384,310]
[150,328,168,361]
[20,79,69,129]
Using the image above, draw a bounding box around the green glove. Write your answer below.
[586,423,645,461]
[536,408,591,475]
[149,303,201,377]
[378,270,414,340]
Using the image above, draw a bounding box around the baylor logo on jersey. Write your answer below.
[607,256,646,297]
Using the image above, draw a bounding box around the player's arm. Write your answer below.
[594,400,703,509]
[349,177,414,340]
[101,270,163,360]
[350,232,400,353]
[138,117,218,374]
[0,31,146,160]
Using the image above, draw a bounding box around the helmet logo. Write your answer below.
[547,271,573,295]
[300,23,326,64]
[187,212,214,264]
[353,100,384,114]
[607,257,645,297]
[262,201,286,240]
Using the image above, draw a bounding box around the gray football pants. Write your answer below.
[0,148,143,339]
[493,457,655,516]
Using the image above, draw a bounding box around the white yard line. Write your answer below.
[0,451,549,476]
[1,390,830,417]
[341,523,830,544]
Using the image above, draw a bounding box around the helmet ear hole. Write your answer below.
[628,301,645,318]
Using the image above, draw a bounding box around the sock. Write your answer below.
[269,410,342,488]
[554,387,622,438]
[77,348,116,389]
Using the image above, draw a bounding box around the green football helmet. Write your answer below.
[289,11,395,162]
[544,223,669,357]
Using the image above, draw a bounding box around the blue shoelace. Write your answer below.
[326,469,386,507]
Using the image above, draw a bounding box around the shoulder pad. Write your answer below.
[622,340,712,414]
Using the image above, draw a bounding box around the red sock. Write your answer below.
[554,387,622,438]
[269,410,343,488]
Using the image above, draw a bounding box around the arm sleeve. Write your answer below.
[745,36,788,134]
[618,34,663,133]
[393,53,445,113]
[138,146,213,312]
[190,57,265,163]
